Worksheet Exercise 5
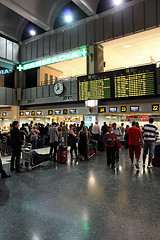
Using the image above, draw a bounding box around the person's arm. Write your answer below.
[70,130,76,137]
[155,127,159,141]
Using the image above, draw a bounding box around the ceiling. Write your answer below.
[102,27,160,71]
[0,0,100,42]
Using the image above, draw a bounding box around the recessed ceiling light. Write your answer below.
[30,30,36,36]
[65,15,72,23]
[124,44,131,48]
[114,0,122,5]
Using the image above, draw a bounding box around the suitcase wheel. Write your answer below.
[27,165,32,171]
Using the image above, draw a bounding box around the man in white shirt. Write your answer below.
[92,121,101,141]
[112,123,122,163]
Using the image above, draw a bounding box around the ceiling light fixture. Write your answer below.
[114,0,122,6]
[30,30,36,36]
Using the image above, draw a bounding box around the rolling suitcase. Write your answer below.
[57,145,67,163]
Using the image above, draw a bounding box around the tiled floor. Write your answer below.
[0,147,160,240]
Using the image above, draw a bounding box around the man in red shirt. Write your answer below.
[127,121,144,169]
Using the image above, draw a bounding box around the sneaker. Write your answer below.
[135,163,139,169]
[131,164,134,168]
[147,165,153,169]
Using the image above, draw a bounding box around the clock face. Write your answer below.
[54,83,64,95]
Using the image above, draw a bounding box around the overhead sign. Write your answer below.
[98,107,106,113]
[31,111,35,116]
[152,105,159,111]
[0,69,13,75]
[2,112,7,117]
[55,110,61,115]
[17,47,87,71]
[20,112,24,116]
[63,109,68,114]
[121,106,127,112]
[130,106,139,112]
[37,111,42,116]
[25,111,30,116]
[70,109,76,114]
[48,110,53,115]
[109,107,117,113]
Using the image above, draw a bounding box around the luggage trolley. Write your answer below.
[21,143,33,171]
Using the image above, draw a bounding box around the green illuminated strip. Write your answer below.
[17,47,87,71]
[0,69,13,75]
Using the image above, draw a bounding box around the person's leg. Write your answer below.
[74,145,78,157]
[143,141,148,166]
[15,150,21,172]
[50,143,54,158]
[0,157,4,174]
[148,141,155,167]
[111,147,116,168]
[70,145,74,158]
[135,146,141,169]
[53,141,58,160]
[106,147,111,166]
[129,146,134,165]
[10,149,16,170]
[115,148,119,163]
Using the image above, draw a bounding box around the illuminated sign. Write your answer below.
[31,111,35,116]
[55,110,61,115]
[63,109,68,114]
[20,112,24,116]
[130,106,139,112]
[98,107,106,113]
[17,47,87,71]
[48,110,53,115]
[70,109,76,114]
[0,69,13,75]
[109,107,117,113]
[25,111,30,116]
[37,111,42,116]
[2,112,7,117]
[152,105,159,111]
[121,106,127,112]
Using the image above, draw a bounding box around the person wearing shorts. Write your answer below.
[127,121,144,169]
[142,118,159,168]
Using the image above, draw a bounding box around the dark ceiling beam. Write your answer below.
[0,0,51,31]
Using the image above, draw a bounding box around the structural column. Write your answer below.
[87,44,104,75]
[11,106,20,122]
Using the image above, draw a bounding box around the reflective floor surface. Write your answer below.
[0,148,160,240]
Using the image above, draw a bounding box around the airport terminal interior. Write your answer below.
[1,0,160,239]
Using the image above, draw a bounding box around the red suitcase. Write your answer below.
[57,149,67,163]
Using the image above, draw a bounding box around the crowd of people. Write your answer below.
[0,117,159,178]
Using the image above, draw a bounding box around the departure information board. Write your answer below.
[78,74,111,101]
[78,64,156,101]
[114,65,156,98]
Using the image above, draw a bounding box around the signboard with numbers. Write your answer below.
[152,105,159,111]
[48,110,53,115]
[98,107,106,113]
[121,106,127,112]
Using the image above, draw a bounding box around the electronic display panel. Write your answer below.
[109,107,117,113]
[70,109,76,114]
[78,73,111,101]
[36,111,42,116]
[25,111,30,116]
[130,106,139,112]
[55,110,61,115]
[114,64,156,98]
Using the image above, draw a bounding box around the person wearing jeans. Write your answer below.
[104,126,117,169]
[49,122,58,161]
[112,123,122,163]
[142,118,159,168]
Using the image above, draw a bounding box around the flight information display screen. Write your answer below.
[78,74,111,101]
[114,64,156,98]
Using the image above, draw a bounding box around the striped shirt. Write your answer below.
[141,123,159,141]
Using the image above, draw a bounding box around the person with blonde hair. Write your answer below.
[78,125,88,161]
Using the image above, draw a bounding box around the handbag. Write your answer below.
[115,139,122,149]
